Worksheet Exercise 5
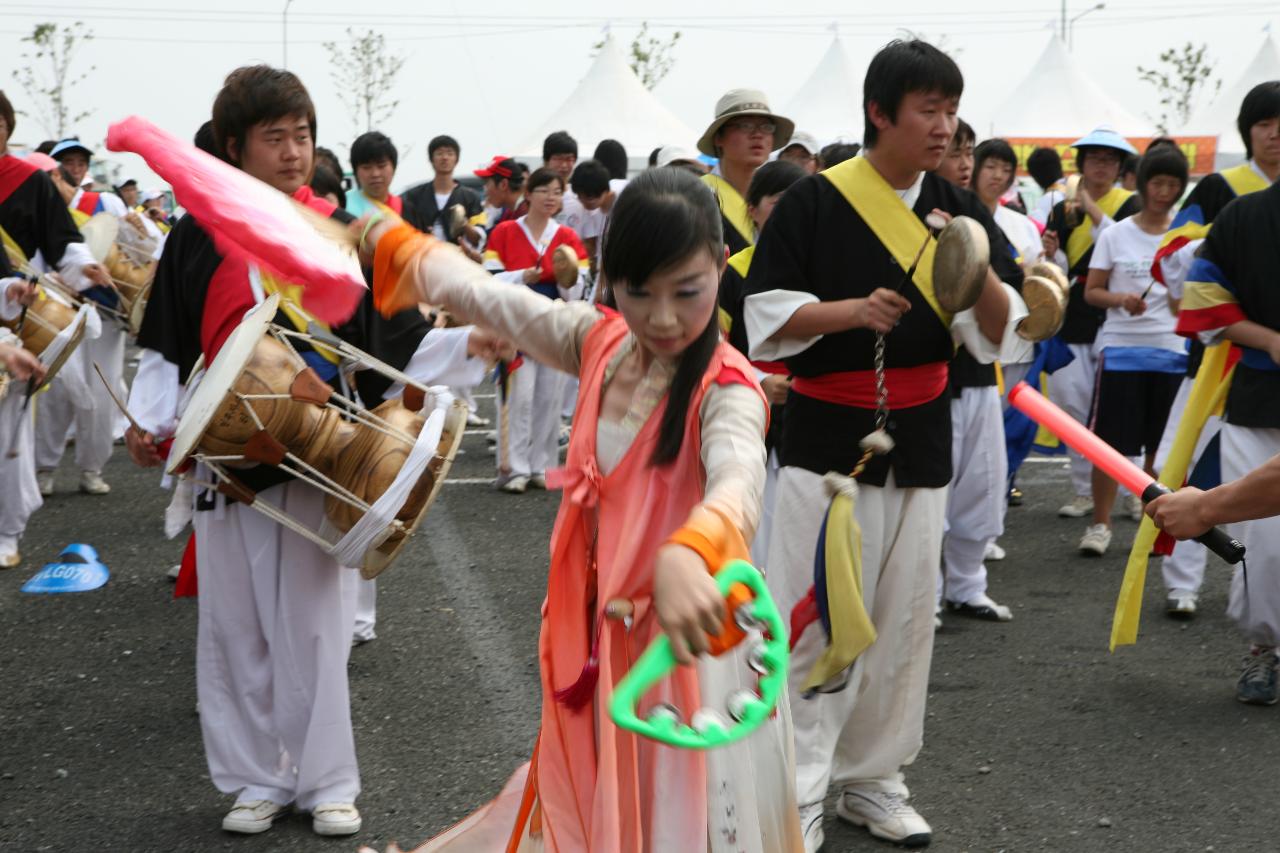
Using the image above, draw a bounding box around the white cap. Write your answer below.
[655,145,701,168]
[141,188,167,203]
[778,131,819,154]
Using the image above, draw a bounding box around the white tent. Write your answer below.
[988,36,1153,137]
[783,37,864,146]
[514,36,698,170]
[1184,35,1280,168]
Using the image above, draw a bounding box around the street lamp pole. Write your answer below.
[282,0,295,68]
[1069,2,1105,51]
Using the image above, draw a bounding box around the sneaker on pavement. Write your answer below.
[312,802,362,836]
[1237,647,1279,706]
[528,473,547,490]
[222,800,285,834]
[79,470,110,495]
[1079,523,1112,556]
[466,411,490,427]
[984,541,1006,561]
[837,787,932,847]
[0,547,19,569]
[37,469,55,497]
[946,593,1013,622]
[1166,590,1198,620]
[800,802,825,853]
[499,475,529,494]
[1124,493,1144,522]
[1007,486,1024,506]
[1058,495,1093,518]
[167,564,182,581]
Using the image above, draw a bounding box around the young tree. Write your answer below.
[14,22,96,138]
[595,23,682,90]
[321,28,407,134]
[1138,43,1222,134]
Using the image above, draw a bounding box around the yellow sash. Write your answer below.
[1065,187,1133,269]
[260,271,341,365]
[821,156,951,326]
[1222,162,1270,198]
[719,246,756,334]
[1,224,27,270]
[701,173,755,248]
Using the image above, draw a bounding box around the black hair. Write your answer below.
[1147,135,1179,153]
[542,130,577,162]
[193,121,223,160]
[648,146,662,167]
[951,118,975,150]
[1136,143,1189,200]
[525,166,565,195]
[1237,81,1280,158]
[314,146,343,179]
[1026,146,1062,189]
[428,134,459,160]
[1120,152,1140,178]
[973,138,1017,188]
[863,39,963,149]
[746,159,806,208]
[310,165,347,209]
[593,138,628,180]
[569,159,611,198]
[351,131,398,170]
[212,65,316,165]
[0,91,14,136]
[35,139,57,155]
[600,168,724,466]
[818,142,860,168]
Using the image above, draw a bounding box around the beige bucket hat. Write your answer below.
[696,88,794,157]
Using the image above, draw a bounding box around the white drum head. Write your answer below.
[80,214,119,264]
[167,293,280,473]
[127,281,151,337]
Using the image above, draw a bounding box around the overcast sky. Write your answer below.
[3,0,1275,189]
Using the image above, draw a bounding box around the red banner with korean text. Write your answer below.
[1007,136,1217,176]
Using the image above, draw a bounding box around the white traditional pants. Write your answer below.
[941,387,1007,605]
[0,393,42,555]
[498,358,567,479]
[195,481,359,808]
[342,571,378,643]
[1047,342,1097,497]
[35,323,127,475]
[750,448,781,570]
[767,466,947,807]
[1154,375,1216,596]
[1221,425,1280,647]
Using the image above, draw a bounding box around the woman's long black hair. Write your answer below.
[599,167,724,466]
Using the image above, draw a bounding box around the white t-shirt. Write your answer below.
[1089,217,1184,353]
[994,204,1042,266]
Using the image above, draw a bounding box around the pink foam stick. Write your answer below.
[1008,381,1151,496]
[105,115,365,325]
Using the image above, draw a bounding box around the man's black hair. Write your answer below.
[310,165,347,209]
[1120,152,1140,179]
[951,117,975,149]
[351,131,398,170]
[428,134,459,159]
[542,130,578,161]
[648,146,662,167]
[1026,146,1062,190]
[746,159,806,208]
[863,39,964,148]
[1238,81,1280,158]
[818,142,861,168]
[593,138,628,180]
[315,146,343,178]
[569,159,611,198]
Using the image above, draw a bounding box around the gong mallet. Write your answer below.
[1007,382,1245,564]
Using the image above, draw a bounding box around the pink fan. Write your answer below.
[106,115,365,325]
[25,152,58,172]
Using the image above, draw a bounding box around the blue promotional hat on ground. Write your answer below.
[1070,125,1138,155]
[22,543,109,593]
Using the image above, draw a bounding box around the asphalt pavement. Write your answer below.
[0,395,1273,853]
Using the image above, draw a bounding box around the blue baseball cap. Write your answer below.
[1070,125,1138,155]
[22,543,109,594]
[50,137,94,160]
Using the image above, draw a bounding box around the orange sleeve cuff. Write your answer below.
[372,222,438,318]
[665,505,754,655]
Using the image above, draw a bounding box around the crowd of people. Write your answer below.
[1,34,1279,853]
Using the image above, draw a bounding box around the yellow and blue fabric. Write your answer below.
[1178,255,1246,335]
[261,271,342,381]
[1005,338,1073,475]
[1151,163,1270,283]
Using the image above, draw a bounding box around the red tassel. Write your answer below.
[554,615,602,709]
[789,587,819,652]
[174,533,198,599]
[1152,529,1176,557]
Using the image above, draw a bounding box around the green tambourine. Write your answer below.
[608,559,788,750]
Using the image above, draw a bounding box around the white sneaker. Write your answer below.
[800,802,825,853]
[312,802,362,836]
[36,469,55,497]
[79,470,110,495]
[466,411,490,427]
[0,537,20,569]
[1079,523,1112,556]
[499,475,529,494]
[1166,590,1198,619]
[166,564,182,581]
[221,799,285,834]
[837,787,932,847]
[1124,493,1144,522]
[1058,495,1094,517]
[528,473,547,490]
[984,541,1006,561]
[947,593,1013,622]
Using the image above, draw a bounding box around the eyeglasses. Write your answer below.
[725,120,777,136]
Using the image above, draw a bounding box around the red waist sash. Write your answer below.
[790,362,948,410]
[751,359,789,376]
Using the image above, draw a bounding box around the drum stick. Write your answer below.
[1008,382,1245,564]
[92,361,144,434]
